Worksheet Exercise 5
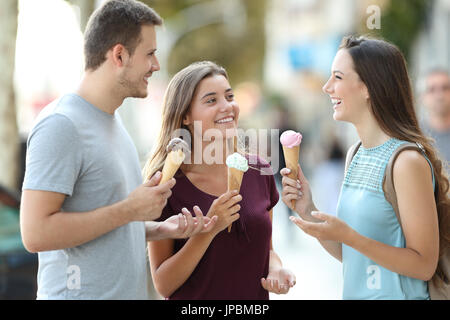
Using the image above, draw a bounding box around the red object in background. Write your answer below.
[31,95,56,117]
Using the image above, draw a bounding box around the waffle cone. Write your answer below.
[160,150,185,184]
[227,167,244,232]
[282,145,300,208]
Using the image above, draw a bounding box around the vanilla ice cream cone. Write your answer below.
[160,149,185,184]
[226,152,248,233]
[227,167,244,232]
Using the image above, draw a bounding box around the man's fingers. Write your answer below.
[156,178,176,192]
[202,215,218,233]
[193,205,203,217]
[161,189,172,200]
[191,206,204,233]
[144,171,162,187]
[181,208,195,234]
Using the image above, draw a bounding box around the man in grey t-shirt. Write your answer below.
[20,0,216,299]
[420,68,450,173]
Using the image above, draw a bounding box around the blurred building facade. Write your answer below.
[412,0,450,83]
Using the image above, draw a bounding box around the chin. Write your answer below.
[130,90,148,99]
[333,110,347,122]
[217,124,237,138]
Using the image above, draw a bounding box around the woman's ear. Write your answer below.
[182,113,191,126]
[361,82,370,101]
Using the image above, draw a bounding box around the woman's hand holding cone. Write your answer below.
[280,164,319,222]
[205,190,242,236]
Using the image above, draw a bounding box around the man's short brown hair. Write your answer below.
[84,0,162,71]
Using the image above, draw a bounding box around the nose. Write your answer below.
[322,77,333,95]
[151,55,160,72]
[220,99,236,113]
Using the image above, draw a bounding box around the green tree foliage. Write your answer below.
[143,0,266,85]
[364,0,430,61]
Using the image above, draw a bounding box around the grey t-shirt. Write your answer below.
[421,123,450,173]
[23,93,149,299]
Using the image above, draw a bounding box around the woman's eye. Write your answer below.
[335,75,342,80]
[206,98,216,104]
[227,94,235,100]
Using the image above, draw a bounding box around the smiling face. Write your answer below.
[183,74,239,141]
[322,49,370,124]
[118,24,160,98]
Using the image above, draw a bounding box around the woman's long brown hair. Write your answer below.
[340,35,449,285]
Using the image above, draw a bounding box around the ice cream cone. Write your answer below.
[282,145,300,208]
[160,149,185,184]
[228,167,244,192]
[227,167,244,232]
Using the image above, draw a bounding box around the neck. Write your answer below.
[76,68,124,115]
[354,113,391,149]
[428,113,450,132]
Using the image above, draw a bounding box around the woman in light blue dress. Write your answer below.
[281,35,450,299]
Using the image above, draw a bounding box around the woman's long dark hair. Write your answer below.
[340,35,449,285]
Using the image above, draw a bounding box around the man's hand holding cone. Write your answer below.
[159,138,190,185]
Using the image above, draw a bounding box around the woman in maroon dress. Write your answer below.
[144,61,295,299]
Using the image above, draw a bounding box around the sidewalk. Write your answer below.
[270,184,343,300]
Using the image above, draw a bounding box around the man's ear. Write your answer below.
[110,44,129,67]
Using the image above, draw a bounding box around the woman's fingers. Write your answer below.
[217,190,239,205]
[282,185,302,197]
[223,194,243,209]
[281,175,298,189]
[290,216,323,239]
[297,163,308,183]
[261,278,284,294]
[230,212,240,223]
[228,204,241,215]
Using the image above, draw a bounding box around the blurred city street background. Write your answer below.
[1,0,449,299]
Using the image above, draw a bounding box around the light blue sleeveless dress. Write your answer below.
[336,138,434,300]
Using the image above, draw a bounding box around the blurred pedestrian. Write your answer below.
[20,0,215,300]
[145,61,295,299]
[420,68,450,170]
[281,35,449,299]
